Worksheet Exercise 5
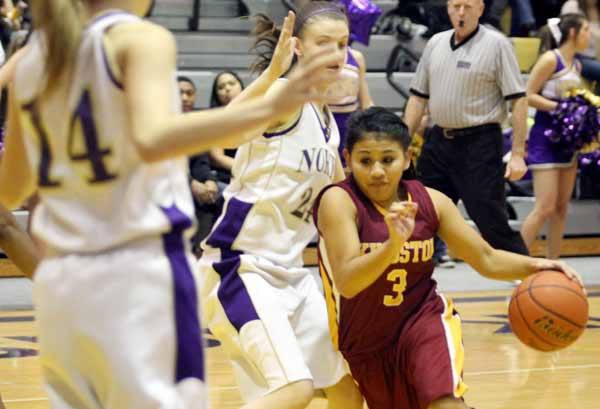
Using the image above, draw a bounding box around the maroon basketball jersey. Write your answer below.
[314,176,441,358]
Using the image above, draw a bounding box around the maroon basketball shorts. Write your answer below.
[346,294,468,409]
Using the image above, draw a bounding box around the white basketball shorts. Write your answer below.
[198,249,348,402]
[34,230,206,408]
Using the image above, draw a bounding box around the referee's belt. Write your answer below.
[435,123,500,139]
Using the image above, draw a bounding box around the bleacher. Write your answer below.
[162,0,415,110]
[151,0,399,32]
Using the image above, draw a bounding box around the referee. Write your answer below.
[404,0,529,255]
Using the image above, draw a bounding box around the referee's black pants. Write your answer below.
[417,124,529,255]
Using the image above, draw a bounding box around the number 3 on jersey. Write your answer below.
[22,90,117,187]
[383,268,408,306]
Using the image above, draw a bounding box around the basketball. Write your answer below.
[508,271,588,351]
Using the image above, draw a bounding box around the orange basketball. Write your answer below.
[508,270,588,351]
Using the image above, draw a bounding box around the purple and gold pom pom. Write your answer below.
[547,88,600,154]
[339,0,382,46]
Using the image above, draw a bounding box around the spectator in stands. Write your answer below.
[404,0,530,268]
[208,70,244,187]
[178,75,197,112]
[484,0,536,36]
[561,0,600,87]
[531,0,567,29]
[521,14,590,259]
[0,0,26,49]
[210,70,244,108]
[177,76,221,255]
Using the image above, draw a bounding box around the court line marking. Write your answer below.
[6,366,600,401]
[466,363,600,376]
[4,397,48,403]
[210,386,240,391]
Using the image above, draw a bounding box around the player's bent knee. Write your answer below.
[323,375,364,408]
[428,396,469,409]
[275,379,314,409]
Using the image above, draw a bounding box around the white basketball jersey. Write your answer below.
[14,11,195,254]
[203,99,340,269]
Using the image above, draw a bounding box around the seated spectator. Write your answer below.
[189,154,220,256]
[0,0,26,50]
[178,76,221,255]
[531,0,567,28]
[484,0,536,36]
[561,0,600,88]
[208,70,244,188]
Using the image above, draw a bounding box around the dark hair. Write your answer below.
[250,1,347,73]
[177,76,196,90]
[209,70,245,108]
[544,13,587,49]
[346,107,411,154]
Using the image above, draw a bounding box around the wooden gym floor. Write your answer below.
[1,286,599,409]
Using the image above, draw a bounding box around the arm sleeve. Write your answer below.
[409,37,435,99]
[496,37,526,100]
[189,153,215,182]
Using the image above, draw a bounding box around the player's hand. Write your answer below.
[267,11,297,79]
[505,154,527,181]
[384,201,418,247]
[267,44,342,120]
[533,258,586,294]
[191,180,215,204]
[205,180,219,203]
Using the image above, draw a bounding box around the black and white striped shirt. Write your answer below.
[410,25,525,129]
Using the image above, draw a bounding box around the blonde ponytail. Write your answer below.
[32,0,83,94]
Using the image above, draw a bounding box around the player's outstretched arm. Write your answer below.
[431,188,584,288]
[228,11,297,108]
[317,187,415,298]
[0,204,40,279]
[117,21,337,162]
